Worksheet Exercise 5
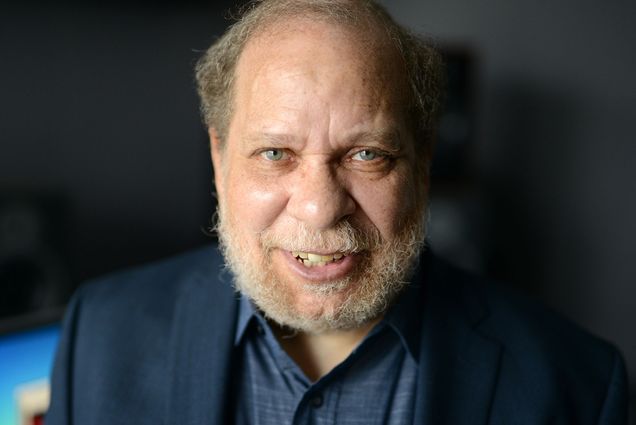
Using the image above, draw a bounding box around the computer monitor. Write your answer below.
[0,310,62,425]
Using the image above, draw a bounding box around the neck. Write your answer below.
[271,317,382,382]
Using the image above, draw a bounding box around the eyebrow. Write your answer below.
[242,127,404,152]
[243,132,297,148]
[348,128,403,152]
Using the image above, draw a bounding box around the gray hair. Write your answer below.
[195,0,445,156]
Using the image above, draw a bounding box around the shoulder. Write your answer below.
[74,244,231,319]
[48,245,237,424]
[424,256,627,422]
[66,244,236,362]
[476,273,620,382]
[424,255,620,367]
[478,279,627,422]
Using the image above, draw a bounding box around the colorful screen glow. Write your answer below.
[0,324,60,425]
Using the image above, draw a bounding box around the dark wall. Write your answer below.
[1,2,237,301]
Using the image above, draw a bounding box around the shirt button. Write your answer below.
[310,394,323,408]
[256,324,264,335]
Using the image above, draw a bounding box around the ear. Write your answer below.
[209,127,225,199]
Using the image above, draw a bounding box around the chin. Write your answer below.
[286,280,361,322]
[237,262,395,333]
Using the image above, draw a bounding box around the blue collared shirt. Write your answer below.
[231,280,423,425]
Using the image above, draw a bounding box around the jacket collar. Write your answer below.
[413,253,502,425]
[165,248,239,425]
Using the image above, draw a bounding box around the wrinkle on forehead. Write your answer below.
[236,17,408,111]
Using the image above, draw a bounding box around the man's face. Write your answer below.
[212,20,428,332]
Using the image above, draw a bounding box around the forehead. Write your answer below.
[240,18,391,76]
[232,18,409,124]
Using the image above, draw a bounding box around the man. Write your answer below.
[47,1,628,424]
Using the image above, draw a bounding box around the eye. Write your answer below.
[262,149,285,161]
[352,149,379,161]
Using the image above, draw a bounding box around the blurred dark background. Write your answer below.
[1,0,634,419]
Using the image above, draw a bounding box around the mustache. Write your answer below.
[258,219,383,254]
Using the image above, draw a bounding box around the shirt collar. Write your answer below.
[234,294,258,346]
[381,278,423,361]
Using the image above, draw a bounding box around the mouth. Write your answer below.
[291,251,346,267]
[277,249,358,282]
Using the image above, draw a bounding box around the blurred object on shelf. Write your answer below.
[0,191,70,320]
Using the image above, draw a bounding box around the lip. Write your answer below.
[277,249,359,282]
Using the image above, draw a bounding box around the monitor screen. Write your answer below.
[0,313,61,425]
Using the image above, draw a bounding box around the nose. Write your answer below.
[287,161,356,230]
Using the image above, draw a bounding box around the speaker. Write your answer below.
[0,191,70,319]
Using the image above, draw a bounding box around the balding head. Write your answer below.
[195,0,444,165]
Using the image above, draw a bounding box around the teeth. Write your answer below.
[291,251,346,266]
[307,253,322,262]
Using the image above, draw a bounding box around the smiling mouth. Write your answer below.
[291,251,346,267]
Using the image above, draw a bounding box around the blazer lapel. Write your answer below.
[165,261,239,425]
[413,257,502,425]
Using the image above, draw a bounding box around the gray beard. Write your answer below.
[215,205,427,333]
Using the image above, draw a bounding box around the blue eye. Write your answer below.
[263,149,284,161]
[352,149,378,161]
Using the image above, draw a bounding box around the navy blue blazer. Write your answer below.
[47,245,628,424]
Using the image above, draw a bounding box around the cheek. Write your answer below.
[349,169,419,238]
[225,168,288,233]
